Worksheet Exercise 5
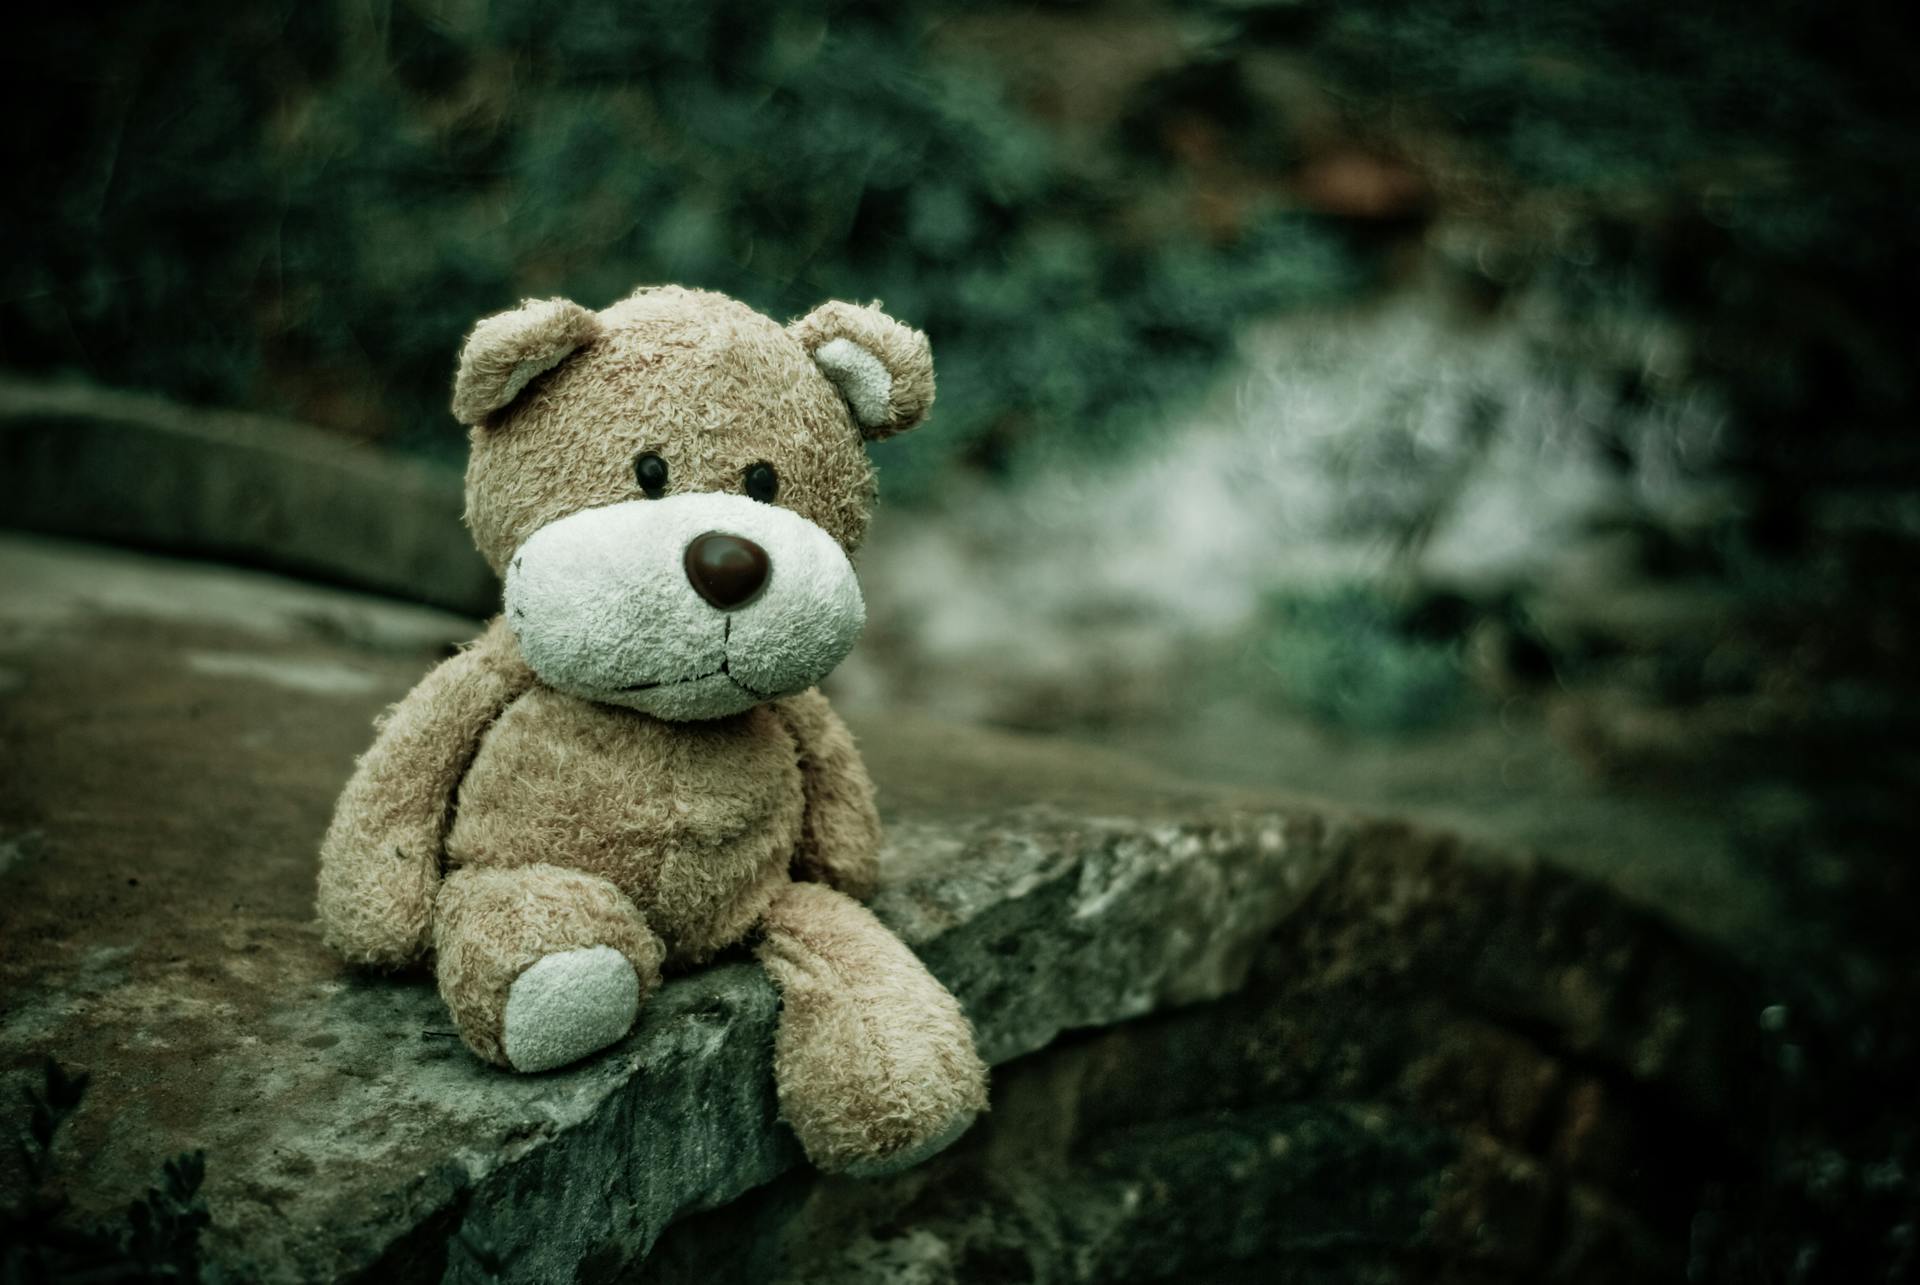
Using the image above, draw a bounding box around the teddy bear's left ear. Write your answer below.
[788,301,935,441]
[451,297,601,427]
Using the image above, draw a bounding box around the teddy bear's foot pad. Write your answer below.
[502,946,640,1073]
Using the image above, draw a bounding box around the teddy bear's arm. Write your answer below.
[771,689,883,902]
[316,617,536,968]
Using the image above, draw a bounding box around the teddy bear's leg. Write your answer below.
[755,881,988,1175]
[433,864,664,1072]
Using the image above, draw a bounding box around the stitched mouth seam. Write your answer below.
[617,620,767,697]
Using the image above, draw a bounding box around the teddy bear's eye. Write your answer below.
[634,452,669,498]
[743,462,779,503]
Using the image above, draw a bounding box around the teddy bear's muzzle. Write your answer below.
[501,492,865,721]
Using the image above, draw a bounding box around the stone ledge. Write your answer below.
[0,379,492,615]
[0,535,1758,1283]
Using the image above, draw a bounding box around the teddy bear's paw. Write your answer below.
[839,1108,979,1180]
[501,946,640,1073]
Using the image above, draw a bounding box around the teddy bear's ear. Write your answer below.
[788,301,935,441]
[451,298,601,427]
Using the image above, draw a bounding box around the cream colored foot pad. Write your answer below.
[502,946,640,1073]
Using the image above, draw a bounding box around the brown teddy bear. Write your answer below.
[315,285,987,1175]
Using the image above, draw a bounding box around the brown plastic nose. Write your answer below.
[684,531,770,610]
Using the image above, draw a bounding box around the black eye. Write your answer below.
[743,462,779,503]
[635,452,669,498]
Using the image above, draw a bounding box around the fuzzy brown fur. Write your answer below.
[462,287,921,573]
[317,616,535,968]
[757,882,988,1172]
[443,689,807,967]
[450,296,603,428]
[434,863,665,1066]
[317,285,984,1174]
[788,299,938,441]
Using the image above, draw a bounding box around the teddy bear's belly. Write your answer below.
[443,687,804,965]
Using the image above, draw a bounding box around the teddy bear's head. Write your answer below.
[452,285,933,721]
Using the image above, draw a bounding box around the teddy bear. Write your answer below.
[315,285,987,1175]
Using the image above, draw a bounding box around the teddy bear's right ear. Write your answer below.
[451,298,601,426]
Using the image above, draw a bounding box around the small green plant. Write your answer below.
[4,1058,223,1284]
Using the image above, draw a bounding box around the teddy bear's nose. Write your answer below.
[684,531,771,610]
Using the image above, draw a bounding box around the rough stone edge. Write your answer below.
[411,804,1754,1285]
[0,378,493,615]
[262,807,1342,1285]
[184,790,1757,1284]
[631,809,1763,1283]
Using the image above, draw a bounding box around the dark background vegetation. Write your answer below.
[20,0,1914,499]
[6,1,1919,1280]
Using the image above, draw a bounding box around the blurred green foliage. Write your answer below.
[7,0,1916,516]
[1246,586,1465,734]
[2,0,1365,496]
